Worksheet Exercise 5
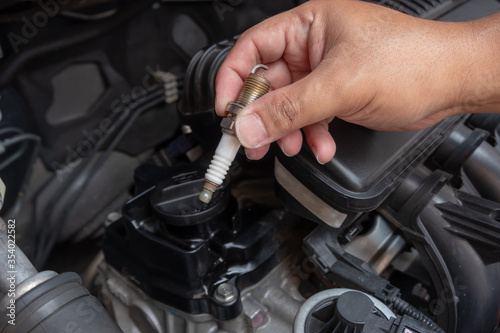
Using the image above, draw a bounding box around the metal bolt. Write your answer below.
[214,283,238,303]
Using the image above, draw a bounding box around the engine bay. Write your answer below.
[0,0,500,332]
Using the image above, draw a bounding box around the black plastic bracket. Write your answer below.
[303,225,401,305]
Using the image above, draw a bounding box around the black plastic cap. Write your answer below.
[150,171,229,226]
[336,291,374,328]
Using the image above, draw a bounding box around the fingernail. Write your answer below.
[316,153,325,165]
[245,149,253,160]
[279,143,293,157]
[235,113,268,148]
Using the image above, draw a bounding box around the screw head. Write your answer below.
[214,283,238,303]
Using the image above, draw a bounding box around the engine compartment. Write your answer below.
[0,0,499,332]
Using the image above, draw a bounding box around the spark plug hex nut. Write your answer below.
[220,115,235,134]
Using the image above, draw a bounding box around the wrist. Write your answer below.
[459,14,500,114]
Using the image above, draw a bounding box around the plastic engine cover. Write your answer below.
[275,116,463,226]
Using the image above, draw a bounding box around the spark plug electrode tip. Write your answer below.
[198,188,213,204]
[198,180,217,204]
[251,64,268,74]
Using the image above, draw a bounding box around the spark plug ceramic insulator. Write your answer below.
[199,64,271,204]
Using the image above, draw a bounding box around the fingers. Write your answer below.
[278,129,303,156]
[215,58,295,117]
[234,65,340,150]
[215,57,295,117]
[215,65,246,116]
[245,144,270,160]
[213,1,342,162]
[245,129,302,160]
[303,120,336,164]
[214,31,285,115]
[245,124,334,163]
[215,7,312,115]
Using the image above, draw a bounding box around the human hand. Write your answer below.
[215,0,500,163]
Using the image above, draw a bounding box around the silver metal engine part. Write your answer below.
[93,214,412,333]
[240,255,306,332]
[344,215,406,274]
[95,252,308,333]
[97,261,252,333]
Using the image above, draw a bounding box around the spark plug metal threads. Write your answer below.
[199,65,271,204]
[233,64,271,108]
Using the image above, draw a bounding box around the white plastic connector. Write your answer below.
[198,133,241,203]
[153,71,179,104]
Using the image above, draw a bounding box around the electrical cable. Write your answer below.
[9,135,40,219]
[33,87,166,268]
[0,127,24,136]
[32,87,155,266]
[65,78,184,241]
[391,296,445,333]
[59,8,119,21]
[35,93,165,268]
[0,127,27,171]
[0,142,27,171]
[1,133,40,147]
[0,129,41,219]
[0,133,40,173]
[31,75,182,266]
[33,87,162,266]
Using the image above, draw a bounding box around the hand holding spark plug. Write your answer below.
[215,0,500,164]
[199,65,270,204]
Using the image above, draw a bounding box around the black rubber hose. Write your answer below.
[0,272,123,332]
[0,0,156,91]
[391,297,445,333]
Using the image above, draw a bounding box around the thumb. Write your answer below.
[234,70,340,149]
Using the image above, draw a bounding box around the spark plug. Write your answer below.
[199,64,271,204]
